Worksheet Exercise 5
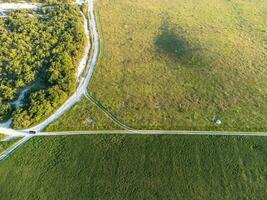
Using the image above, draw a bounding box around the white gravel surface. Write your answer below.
[0,0,95,132]
[0,3,40,12]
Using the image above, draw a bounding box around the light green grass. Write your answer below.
[46,98,121,131]
[0,137,22,154]
[82,0,267,131]
[0,134,5,141]
[0,135,266,199]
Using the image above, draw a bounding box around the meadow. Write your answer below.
[0,134,4,140]
[0,136,22,154]
[0,134,266,199]
[45,97,121,131]
[82,0,267,131]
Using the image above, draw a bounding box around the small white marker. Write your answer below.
[215,119,222,125]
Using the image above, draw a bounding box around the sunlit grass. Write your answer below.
[0,134,5,141]
[85,0,267,131]
[0,136,22,154]
[46,97,121,131]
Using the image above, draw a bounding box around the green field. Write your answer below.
[45,98,121,131]
[0,134,5,141]
[84,0,266,131]
[0,136,22,154]
[1,1,266,199]
[0,135,266,199]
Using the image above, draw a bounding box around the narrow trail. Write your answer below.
[0,0,266,162]
[0,0,97,132]
[0,0,99,160]
[0,86,32,129]
[77,9,90,79]
[0,135,32,161]
[24,0,98,132]
[37,130,267,137]
[84,92,133,130]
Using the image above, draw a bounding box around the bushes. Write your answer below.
[0,101,13,122]
[0,3,87,127]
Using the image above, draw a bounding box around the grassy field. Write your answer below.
[0,134,5,141]
[0,136,22,154]
[0,134,266,199]
[45,97,121,131]
[76,0,266,132]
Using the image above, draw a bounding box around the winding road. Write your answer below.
[0,0,98,133]
[0,0,99,160]
[26,0,99,132]
[0,0,266,161]
[84,92,133,130]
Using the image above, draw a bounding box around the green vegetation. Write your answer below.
[0,137,22,154]
[0,3,86,128]
[0,135,266,199]
[2,0,75,3]
[0,134,5,141]
[81,0,267,131]
[46,98,121,131]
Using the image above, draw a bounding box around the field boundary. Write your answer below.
[1,130,266,161]
[40,130,267,137]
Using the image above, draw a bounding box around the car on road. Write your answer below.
[29,131,37,134]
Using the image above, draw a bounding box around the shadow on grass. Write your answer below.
[154,19,203,67]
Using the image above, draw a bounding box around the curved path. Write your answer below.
[26,0,99,132]
[0,0,99,160]
[0,0,98,134]
[0,0,267,162]
[84,92,133,130]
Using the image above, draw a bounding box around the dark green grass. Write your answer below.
[0,135,266,199]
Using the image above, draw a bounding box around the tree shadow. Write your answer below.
[154,19,203,67]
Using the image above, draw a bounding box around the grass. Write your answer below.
[3,1,266,199]
[0,134,5,141]
[0,134,266,199]
[45,97,121,131]
[0,136,22,154]
[77,0,267,132]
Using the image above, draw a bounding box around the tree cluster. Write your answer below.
[0,3,87,128]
